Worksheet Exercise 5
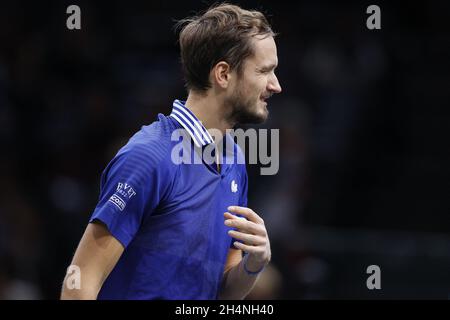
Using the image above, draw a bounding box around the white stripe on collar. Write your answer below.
[169,99,214,147]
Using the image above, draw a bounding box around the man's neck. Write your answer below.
[185,90,234,136]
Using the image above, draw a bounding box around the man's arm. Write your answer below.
[218,206,271,300]
[60,221,124,300]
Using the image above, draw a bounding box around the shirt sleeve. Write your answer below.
[89,143,166,248]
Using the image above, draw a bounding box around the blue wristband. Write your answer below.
[243,255,265,275]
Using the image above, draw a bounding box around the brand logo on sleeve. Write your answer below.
[108,182,137,211]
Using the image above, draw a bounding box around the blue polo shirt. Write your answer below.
[89,99,248,300]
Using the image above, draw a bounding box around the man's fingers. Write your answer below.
[224,217,265,235]
[227,206,264,224]
[224,212,243,220]
[232,241,265,254]
[228,230,266,246]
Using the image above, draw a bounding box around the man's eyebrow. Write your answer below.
[260,63,278,71]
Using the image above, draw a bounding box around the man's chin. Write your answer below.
[231,100,269,124]
[255,104,269,123]
[237,109,268,124]
[257,108,269,123]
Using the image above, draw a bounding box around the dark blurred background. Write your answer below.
[0,0,449,299]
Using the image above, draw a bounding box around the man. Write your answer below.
[61,3,282,300]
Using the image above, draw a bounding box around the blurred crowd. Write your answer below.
[0,1,449,299]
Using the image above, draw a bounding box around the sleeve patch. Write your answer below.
[107,182,137,212]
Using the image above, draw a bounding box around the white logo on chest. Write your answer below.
[231,180,238,193]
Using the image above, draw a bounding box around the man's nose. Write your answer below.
[268,74,282,94]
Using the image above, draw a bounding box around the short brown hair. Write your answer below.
[175,3,275,92]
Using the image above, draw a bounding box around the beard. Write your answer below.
[227,87,268,125]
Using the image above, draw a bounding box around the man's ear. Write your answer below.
[212,61,231,89]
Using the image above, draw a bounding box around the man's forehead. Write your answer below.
[249,36,278,66]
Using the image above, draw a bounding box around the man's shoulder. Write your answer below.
[115,114,177,170]
[132,113,175,143]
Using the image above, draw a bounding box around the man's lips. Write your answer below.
[260,93,273,101]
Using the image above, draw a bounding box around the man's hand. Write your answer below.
[224,206,271,272]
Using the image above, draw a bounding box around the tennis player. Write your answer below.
[61,2,282,300]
